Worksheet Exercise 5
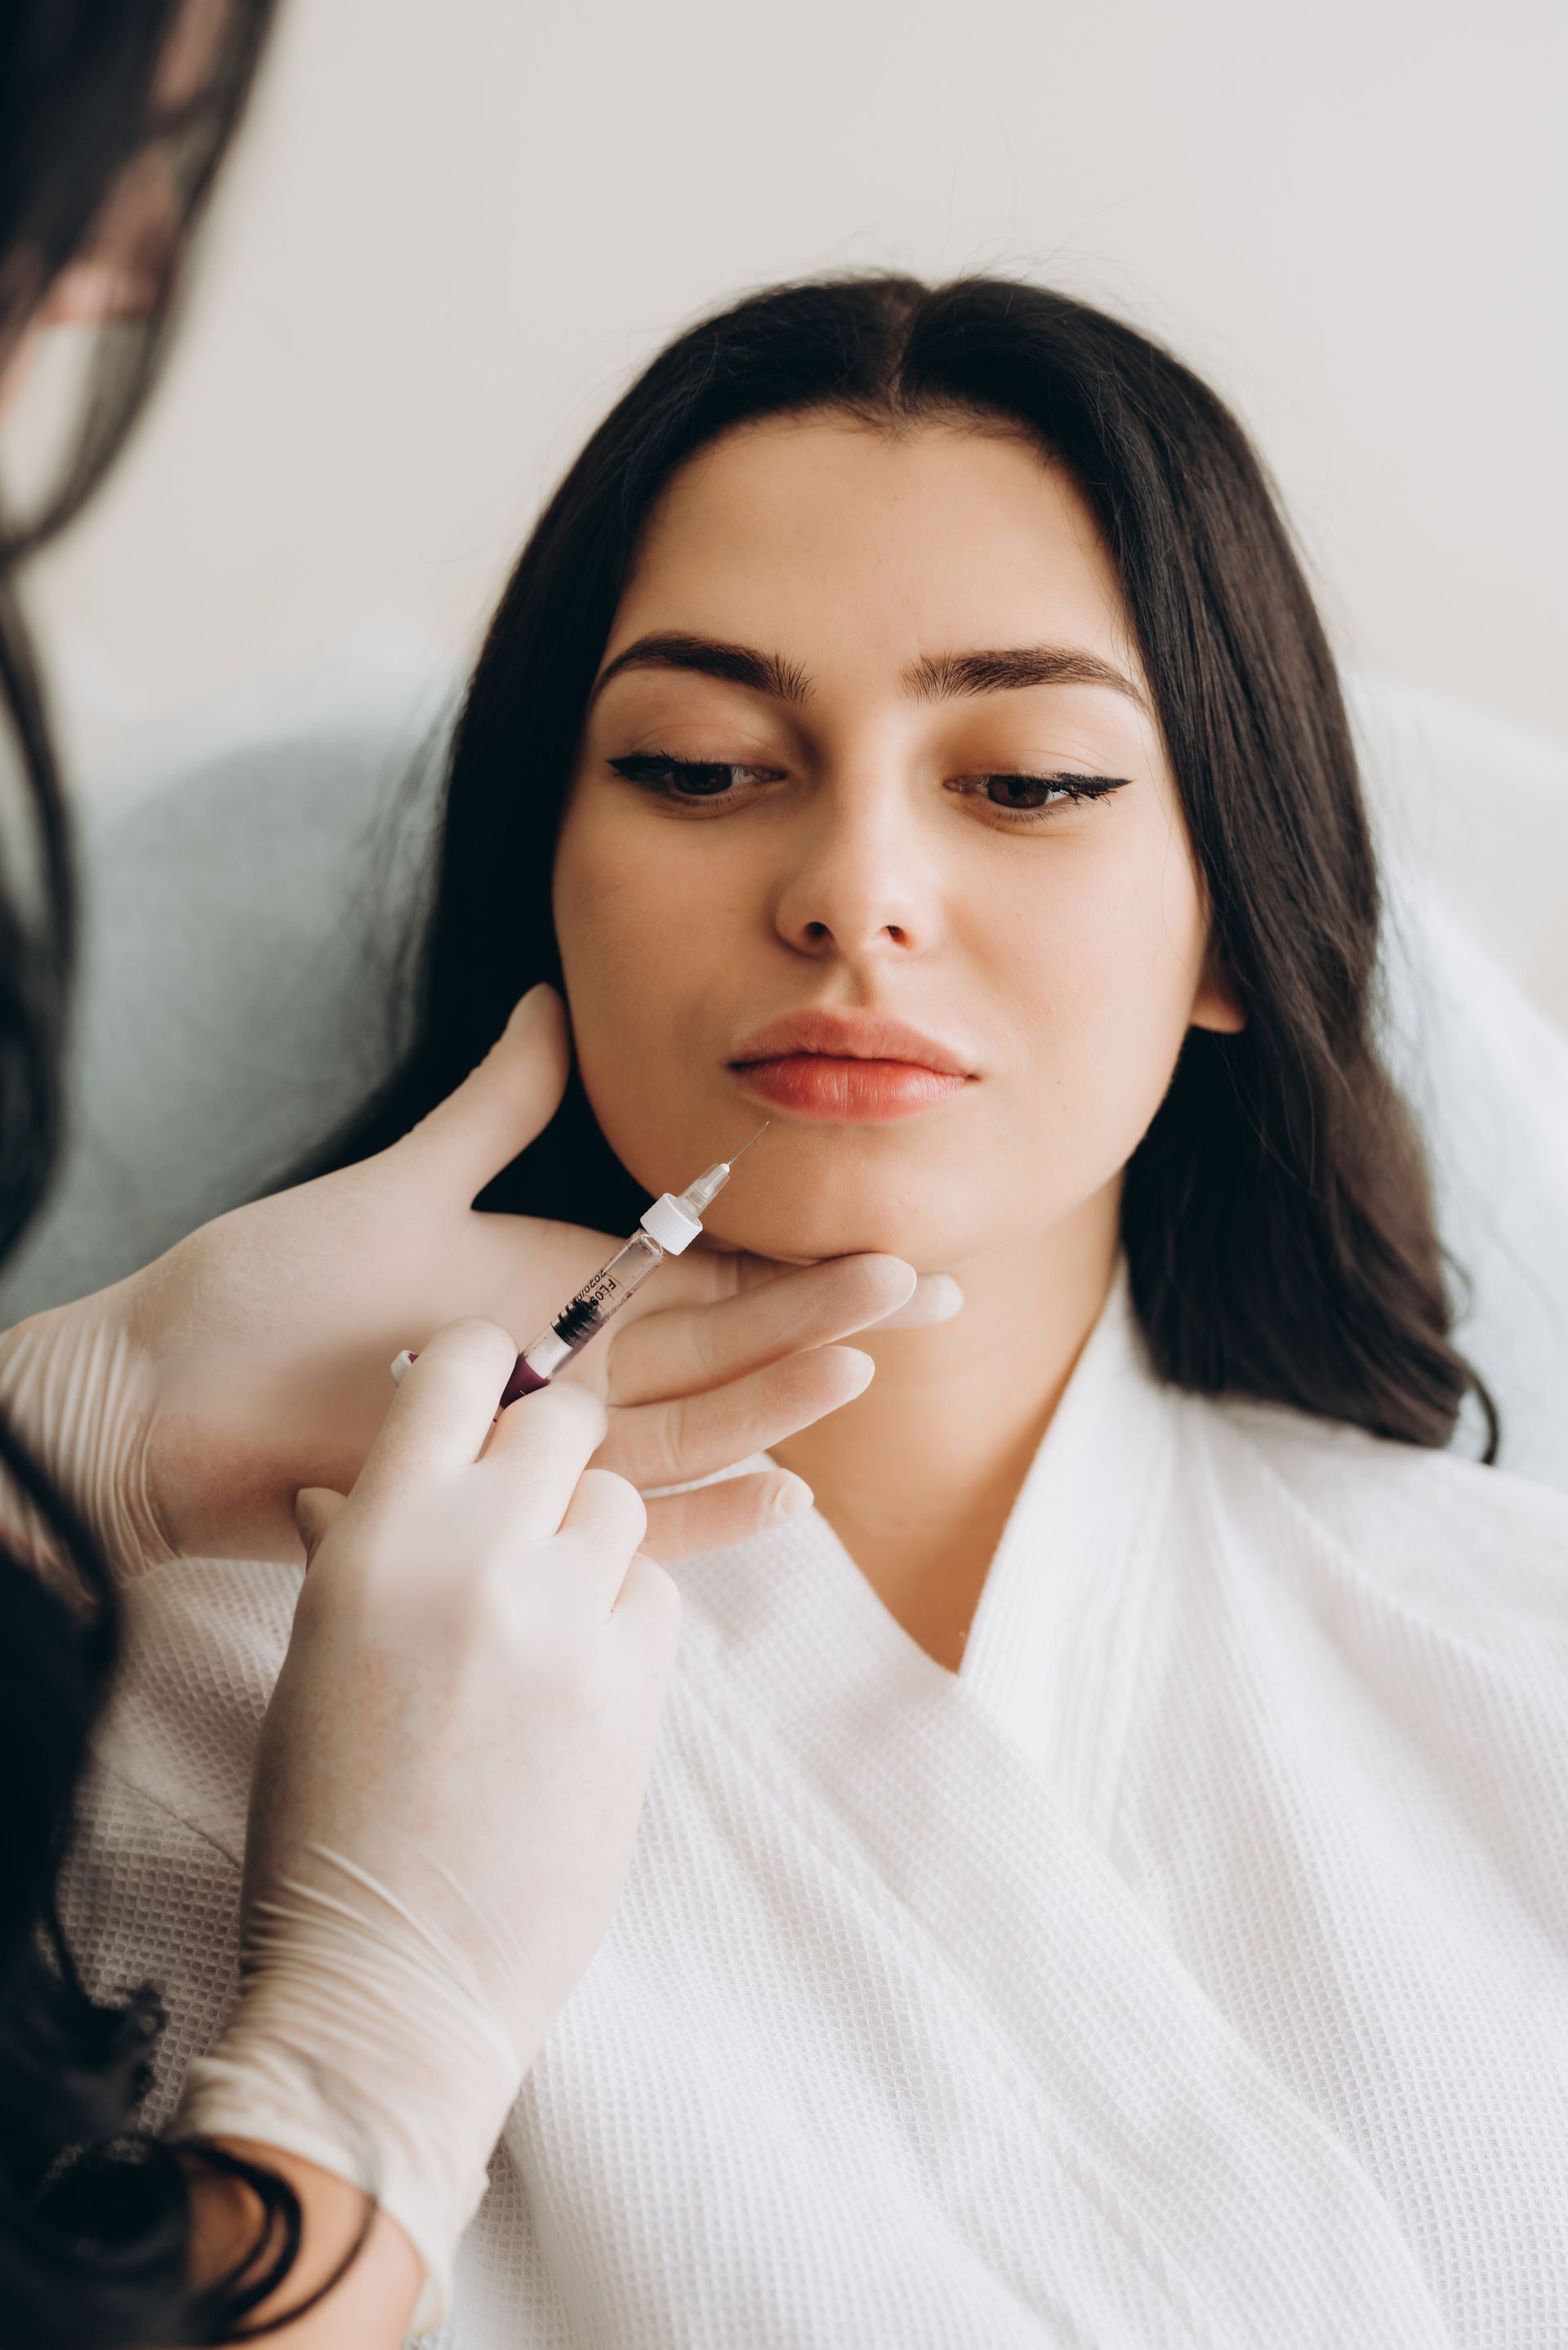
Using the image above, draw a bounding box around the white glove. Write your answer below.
[176,1318,677,2334]
[0,983,960,1576]
[0,1295,167,1576]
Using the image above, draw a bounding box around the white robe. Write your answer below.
[64,1264,1568,2348]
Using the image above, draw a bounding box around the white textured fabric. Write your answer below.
[65,1266,1568,2347]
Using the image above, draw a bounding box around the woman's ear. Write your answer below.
[1190,942,1246,1035]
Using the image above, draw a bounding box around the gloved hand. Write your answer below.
[0,983,960,1576]
[176,1318,677,2333]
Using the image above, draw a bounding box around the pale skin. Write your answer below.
[555,411,1244,1670]
[183,2147,423,2343]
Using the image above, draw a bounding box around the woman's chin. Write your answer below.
[700,1202,958,1271]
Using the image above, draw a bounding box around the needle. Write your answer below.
[725,1121,771,1163]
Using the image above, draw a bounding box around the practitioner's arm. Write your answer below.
[183,2146,422,2346]
[0,981,958,1578]
[168,1322,684,2336]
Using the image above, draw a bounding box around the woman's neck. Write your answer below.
[768,1187,1121,1673]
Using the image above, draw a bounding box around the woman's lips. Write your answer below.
[731,1055,969,1121]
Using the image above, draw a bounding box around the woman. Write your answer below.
[84,275,1568,2344]
[0,16,938,2343]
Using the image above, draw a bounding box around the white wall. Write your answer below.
[16,0,1568,777]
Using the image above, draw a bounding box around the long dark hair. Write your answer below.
[0,6,336,2343]
[312,273,1494,1456]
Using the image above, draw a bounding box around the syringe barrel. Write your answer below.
[499,1229,667,1405]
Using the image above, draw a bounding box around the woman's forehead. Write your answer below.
[615,413,1142,692]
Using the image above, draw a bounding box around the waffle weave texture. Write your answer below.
[65,1269,1568,2347]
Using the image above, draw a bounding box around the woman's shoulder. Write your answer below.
[1194,1387,1568,1631]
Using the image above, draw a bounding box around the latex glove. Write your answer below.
[178,1318,677,2334]
[0,983,960,1576]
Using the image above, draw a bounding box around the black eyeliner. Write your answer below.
[608,751,1133,820]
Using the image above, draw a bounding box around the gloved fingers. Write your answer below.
[555,1466,648,1606]
[604,1551,684,1661]
[478,1378,611,1534]
[603,1251,916,1409]
[293,1485,347,1567]
[641,1469,813,1563]
[391,983,569,1199]
[596,1344,873,1498]
[357,1318,523,1496]
[855,1273,966,1331]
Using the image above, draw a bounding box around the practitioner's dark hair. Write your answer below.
[314,271,1494,1459]
[0,6,359,2343]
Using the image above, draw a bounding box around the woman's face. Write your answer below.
[552,412,1241,1271]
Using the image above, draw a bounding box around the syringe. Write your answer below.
[390,1121,770,1408]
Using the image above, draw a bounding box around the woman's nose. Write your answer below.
[770,774,940,961]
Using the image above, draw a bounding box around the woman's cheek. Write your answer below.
[993,870,1195,1181]
[555,849,736,1194]
[555,839,673,1058]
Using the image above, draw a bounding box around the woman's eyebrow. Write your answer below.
[588,630,1149,716]
[906,646,1151,714]
[590,632,813,706]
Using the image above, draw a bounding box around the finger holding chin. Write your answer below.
[640,1468,816,1563]
[595,1343,874,1520]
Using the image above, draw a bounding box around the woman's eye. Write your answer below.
[608,752,777,805]
[607,753,1131,825]
[951,772,1132,823]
